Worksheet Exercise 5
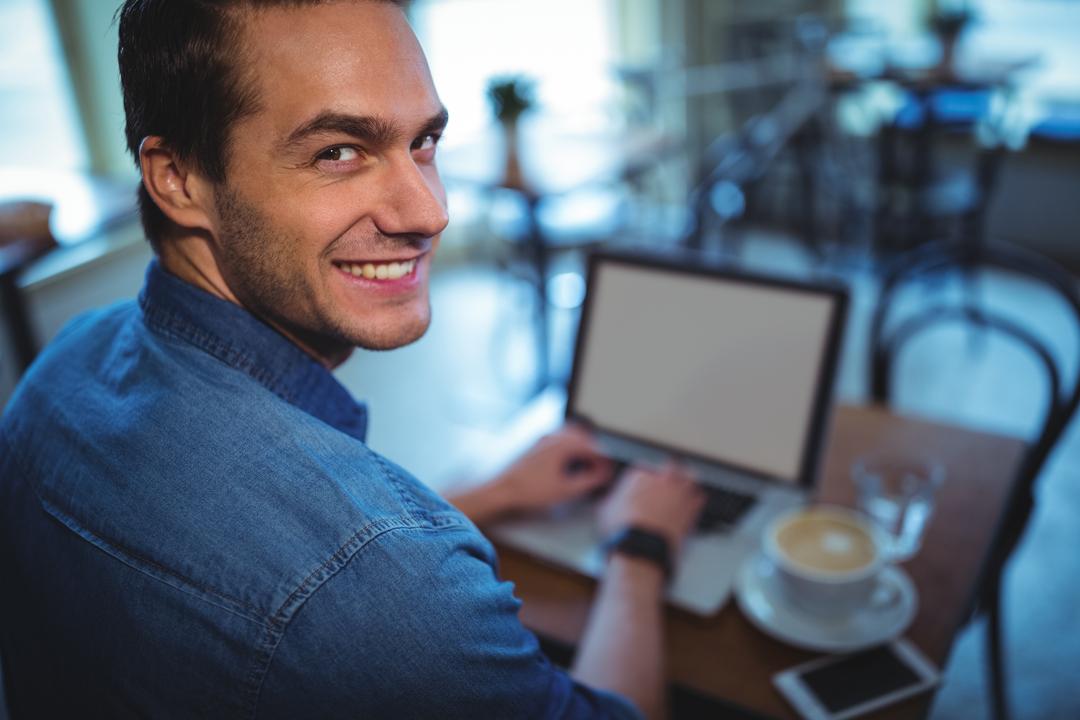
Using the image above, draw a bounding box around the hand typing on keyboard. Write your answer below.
[597,462,707,557]
[448,424,617,525]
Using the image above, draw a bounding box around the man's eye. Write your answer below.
[316,146,360,163]
[414,134,440,152]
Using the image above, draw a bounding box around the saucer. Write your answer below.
[734,552,917,653]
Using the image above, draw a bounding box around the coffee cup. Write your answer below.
[763,505,896,620]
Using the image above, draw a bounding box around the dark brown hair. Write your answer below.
[117,0,405,246]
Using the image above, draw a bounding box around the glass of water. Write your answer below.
[851,453,945,561]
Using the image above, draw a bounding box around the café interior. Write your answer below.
[1,0,1078,718]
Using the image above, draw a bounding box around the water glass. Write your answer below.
[851,453,945,561]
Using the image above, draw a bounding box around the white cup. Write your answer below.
[763,505,897,620]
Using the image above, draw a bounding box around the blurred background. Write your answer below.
[1,0,1078,718]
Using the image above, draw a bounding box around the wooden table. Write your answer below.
[495,403,1026,719]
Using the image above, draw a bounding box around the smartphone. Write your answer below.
[773,640,941,720]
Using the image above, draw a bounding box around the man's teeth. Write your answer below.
[337,259,417,280]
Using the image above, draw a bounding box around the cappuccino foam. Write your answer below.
[776,512,877,573]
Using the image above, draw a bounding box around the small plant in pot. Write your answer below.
[487,76,536,190]
[930,5,976,71]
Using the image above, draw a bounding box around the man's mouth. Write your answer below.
[333,258,419,281]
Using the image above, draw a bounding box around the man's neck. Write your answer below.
[157,236,239,306]
[155,235,353,369]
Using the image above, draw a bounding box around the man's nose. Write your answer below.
[371,155,449,240]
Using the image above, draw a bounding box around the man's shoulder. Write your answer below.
[1,302,472,625]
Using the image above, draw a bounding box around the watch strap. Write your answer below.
[602,526,672,580]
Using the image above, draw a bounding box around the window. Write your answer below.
[0,0,88,170]
[966,0,1080,99]
[410,0,621,143]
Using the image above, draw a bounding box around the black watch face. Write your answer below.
[611,527,671,577]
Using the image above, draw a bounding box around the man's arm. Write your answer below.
[571,465,705,720]
[573,555,667,719]
[255,522,645,720]
[450,429,704,720]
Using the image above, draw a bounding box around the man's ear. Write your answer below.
[139,137,216,234]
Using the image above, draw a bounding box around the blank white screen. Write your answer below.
[573,262,836,482]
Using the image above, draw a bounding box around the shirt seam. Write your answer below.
[242,518,470,717]
[137,269,369,442]
[373,453,430,523]
[4,445,270,624]
[138,299,368,443]
[139,298,297,403]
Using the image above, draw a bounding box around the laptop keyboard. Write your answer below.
[586,458,757,534]
[695,484,757,533]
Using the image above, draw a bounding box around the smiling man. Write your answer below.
[0,1,703,718]
[142,1,450,362]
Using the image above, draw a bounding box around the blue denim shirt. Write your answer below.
[0,261,640,719]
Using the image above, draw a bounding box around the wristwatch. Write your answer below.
[602,526,672,580]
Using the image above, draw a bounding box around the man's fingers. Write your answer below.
[569,470,612,494]
[663,457,698,483]
[685,488,708,529]
[567,456,616,486]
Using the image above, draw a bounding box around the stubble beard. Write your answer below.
[212,184,433,359]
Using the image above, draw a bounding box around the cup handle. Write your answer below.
[881,542,915,565]
[869,575,901,611]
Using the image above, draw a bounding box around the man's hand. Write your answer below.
[492,425,615,513]
[597,462,706,556]
[447,425,614,526]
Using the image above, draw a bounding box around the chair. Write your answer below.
[486,126,680,393]
[0,201,57,375]
[683,118,772,255]
[684,16,832,262]
[867,239,1080,720]
[872,85,1011,262]
[684,83,825,258]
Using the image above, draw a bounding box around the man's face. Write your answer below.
[209,1,449,363]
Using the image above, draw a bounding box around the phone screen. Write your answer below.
[800,646,923,713]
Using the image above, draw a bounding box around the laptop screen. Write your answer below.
[567,253,846,486]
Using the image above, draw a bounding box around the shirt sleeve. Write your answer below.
[254,523,644,720]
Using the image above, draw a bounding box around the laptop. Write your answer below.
[489,249,849,615]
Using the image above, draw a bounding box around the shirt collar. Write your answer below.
[137,260,368,442]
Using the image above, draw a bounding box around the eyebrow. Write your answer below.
[280,106,450,150]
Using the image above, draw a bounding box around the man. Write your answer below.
[0,1,704,717]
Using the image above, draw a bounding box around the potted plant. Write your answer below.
[930,3,976,72]
[487,76,535,191]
